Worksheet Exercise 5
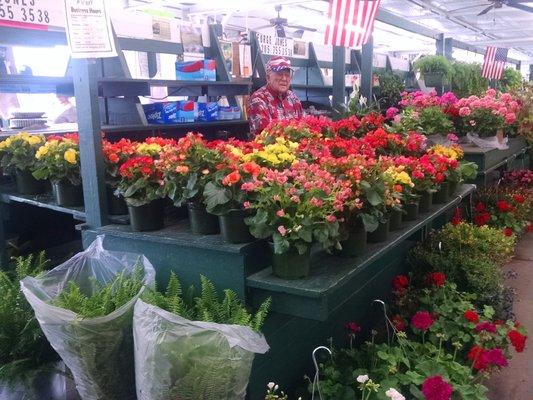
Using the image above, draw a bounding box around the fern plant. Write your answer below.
[0,252,58,386]
[138,273,271,400]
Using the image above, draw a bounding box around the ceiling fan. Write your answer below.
[449,0,533,16]
[232,4,317,38]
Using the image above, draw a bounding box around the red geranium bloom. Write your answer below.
[428,272,446,287]
[392,314,407,332]
[486,348,508,367]
[503,227,514,237]
[508,330,527,353]
[496,200,513,213]
[473,212,491,226]
[411,311,435,331]
[345,321,362,334]
[513,194,525,204]
[451,208,462,225]
[464,310,479,323]
[392,275,409,291]
[421,375,453,400]
[474,202,486,212]
[468,345,488,370]
[475,321,497,334]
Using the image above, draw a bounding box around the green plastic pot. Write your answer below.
[368,219,390,243]
[419,191,433,213]
[219,209,254,243]
[15,169,44,195]
[448,180,459,196]
[52,181,83,207]
[187,202,219,235]
[270,243,311,279]
[389,209,403,231]
[404,202,419,221]
[128,199,164,231]
[106,185,128,215]
[433,181,450,204]
[339,218,367,257]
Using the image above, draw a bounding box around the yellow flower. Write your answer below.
[64,148,77,164]
[35,145,49,159]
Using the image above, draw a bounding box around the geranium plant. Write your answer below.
[102,138,137,187]
[0,132,45,174]
[115,156,164,206]
[33,135,81,185]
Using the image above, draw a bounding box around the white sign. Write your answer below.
[64,0,116,58]
[257,33,293,58]
[0,0,64,28]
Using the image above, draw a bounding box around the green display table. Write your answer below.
[82,184,475,397]
[462,137,529,187]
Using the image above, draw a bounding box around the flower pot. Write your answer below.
[418,191,433,213]
[219,209,254,243]
[389,209,403,231]
[433,181,450,204]
[52,181,83,207]
[270,243,311,279]
[187,202,219,235]
[106,185,128,215]
[404,202,419,221]
[128,199,164,231]
[15,169,44,195]
[423,73,443,87]
[339,218,367,257]
[367,219,390,243]
[448,180,458,196]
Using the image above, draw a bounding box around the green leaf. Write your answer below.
[272,234,290,254]
[361,213,379,232]
[365,187,382,206]
[203,181,231,214]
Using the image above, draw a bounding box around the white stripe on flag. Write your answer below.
[362,0,380,45]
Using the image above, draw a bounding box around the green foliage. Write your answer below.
[451,62,488,98]
[376,72,405,110]
[457,107,505,138]
[409,222,515,317]
[418,106,455,136]
[0,253,57,385]
[413,55,453,81]
[0,133,46,175]
[52,265,144,318]
[143,272,271,331]
[497,68,523,92]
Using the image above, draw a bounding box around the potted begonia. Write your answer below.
[102,138,136,215]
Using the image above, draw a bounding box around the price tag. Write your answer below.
[0,0,65,29]
[64,0,116,58]
[257,33,294,58]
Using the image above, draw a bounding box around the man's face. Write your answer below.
[267,69,293,94]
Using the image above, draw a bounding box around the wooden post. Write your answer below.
[332,46,346,110]
[361,36,374,103]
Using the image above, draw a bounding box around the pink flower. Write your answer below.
[505,113,516,124]
[240,182,256,191]
[447,133,458,143]
[326,215,337,223]
[243,201,251,209]
[486,348,508,367]
[276,209,285,217]
[393,115,402,124]
[486,88,496,98]
[345,321,361,334]
[277,225,287,236]
[421,375,453,400]
[458,107,471,117]
[411,311,434,331]
[386,107,399,119]
[310,197,324,207]
[475,321,497,334]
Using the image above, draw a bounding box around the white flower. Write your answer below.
[356,374,369,383]
[359,96,368,106]
[385,388,405,400]
[267,382,275,390]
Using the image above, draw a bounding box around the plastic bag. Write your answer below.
[133,299,269,400]
[20,236,156,400]
[466,132,509,150]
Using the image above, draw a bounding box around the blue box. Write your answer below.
[198,102,219,122]
[175,60,205,81]
[142,102,178,124]
[177,100,197,123]
[203,60,216,81]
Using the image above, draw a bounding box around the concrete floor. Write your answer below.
[486,233,533,400]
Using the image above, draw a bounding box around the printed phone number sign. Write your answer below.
[0,0,65,28]
[257,33,293,58]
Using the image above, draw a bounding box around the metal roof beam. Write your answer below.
[375,8,440,39]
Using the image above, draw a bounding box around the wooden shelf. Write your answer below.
[245,184,476,321]
[0,185,128,224]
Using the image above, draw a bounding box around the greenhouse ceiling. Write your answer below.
[125,0,533,62]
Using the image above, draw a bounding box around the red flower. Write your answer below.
[241,161,261,177]
[503,227,514,237]
[473,212,491,226]
[392,314,407,332]
[222,170,241,186]
[345,321,362,334]
[486,348,508,367]
[411,311,435,331]
[451,208,462,225]
[496,200,513,213]
[468,345,488,370]
[512,194,525,204]
[508,330,527,353]
[392,275,409,291]
[421,375,453,400]
[528,222,533,232]
[474,202,486,212]
[428,272,446,287]
[475,321,497,334]
[464,310,479,323]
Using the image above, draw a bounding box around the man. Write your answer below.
[247,56,304,138]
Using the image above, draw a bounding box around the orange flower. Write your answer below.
[394,184,403,192]
[241,161,261,177]
[108,153,119,163]
[222,170,241,186]
[175,165,189,174]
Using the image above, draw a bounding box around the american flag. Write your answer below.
[482,46,508,80]
[324,0,381,48]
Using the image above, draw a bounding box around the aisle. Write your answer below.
[486,233,533,400]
